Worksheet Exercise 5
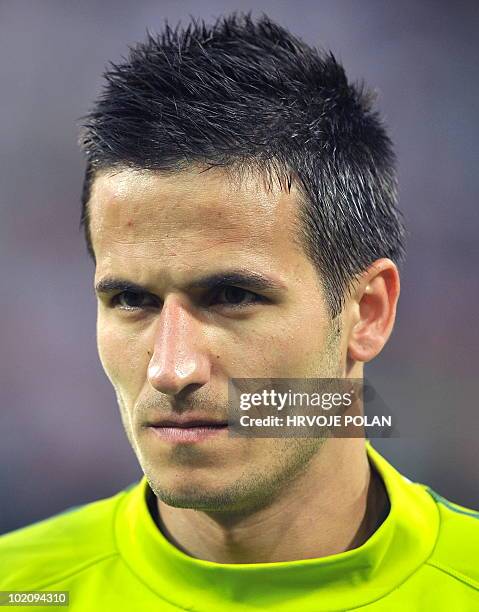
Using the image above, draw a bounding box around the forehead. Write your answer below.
[88,167,306,282]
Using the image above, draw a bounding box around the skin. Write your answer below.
[89,165,400,563]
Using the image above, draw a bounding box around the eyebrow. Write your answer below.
[94,271,286,296]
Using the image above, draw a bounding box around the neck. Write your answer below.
[154,438,390,564]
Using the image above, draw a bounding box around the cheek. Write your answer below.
[96,317,150,396]
[254,317,331,376]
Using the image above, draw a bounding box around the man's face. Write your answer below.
[89,166,348,513]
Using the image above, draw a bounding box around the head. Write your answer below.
[79,14,405,513]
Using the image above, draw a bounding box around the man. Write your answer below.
[1,13,478,611]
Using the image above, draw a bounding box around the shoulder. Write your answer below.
[423,486,479,591]
[0,483,136,590]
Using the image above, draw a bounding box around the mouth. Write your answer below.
[147,417,230,444]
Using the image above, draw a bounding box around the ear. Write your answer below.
[347,258,400,363]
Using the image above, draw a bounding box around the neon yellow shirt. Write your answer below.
[1,442,478,611]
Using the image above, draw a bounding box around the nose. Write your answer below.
[147,295,211,395]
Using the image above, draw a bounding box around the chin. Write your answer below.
[151,482,238,511]
[144,469,250,512]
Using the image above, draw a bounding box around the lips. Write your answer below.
[147,417,230,444]
[149,417,229,428]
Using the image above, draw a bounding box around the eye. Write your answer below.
[111,291,157,310]
[211,286,264,308]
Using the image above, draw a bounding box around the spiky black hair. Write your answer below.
[79,13,406,318]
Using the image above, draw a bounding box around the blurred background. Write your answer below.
[1,0,478,534]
